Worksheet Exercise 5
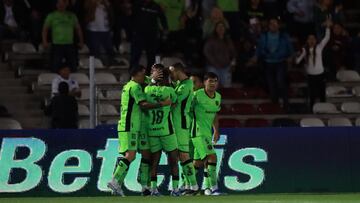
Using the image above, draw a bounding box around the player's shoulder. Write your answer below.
[215,91,221,99]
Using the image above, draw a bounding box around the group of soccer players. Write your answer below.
[107,63,222,196]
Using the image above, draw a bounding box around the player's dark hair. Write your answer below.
[129,65,145,77]
[203,72,218,81]
[190,72,203,80]
[171,62,185,72]
[152,63,165,70]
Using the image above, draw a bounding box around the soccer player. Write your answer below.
[107,66,171,196]
[191,72,221,195]
[145,64,180,196]
[169,63,199,194]
[190,73,204,91]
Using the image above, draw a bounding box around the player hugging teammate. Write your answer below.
[108,63,222,197]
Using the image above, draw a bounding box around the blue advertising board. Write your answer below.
[0,127,360,197]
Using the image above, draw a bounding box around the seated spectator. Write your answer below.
[204,21,236,88]
[252,18,294,110]
[202,6,229,40]
[287,0,315,42]
[0,0,29,40]
[42,0,84,72]
[296,20,331,110]
[242,0,266,24]
[51,65,81,98]
[84,0,115,65]
[46,82,78,129]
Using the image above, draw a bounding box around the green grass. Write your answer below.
[1,194,360,203]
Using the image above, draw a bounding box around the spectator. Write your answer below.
[217,0,241,40]
[0,0,29,40]
[156,0,185,54]
[202,6,229,39]
[204,21,236,88]
[190,73,204,91]
[84,0,115,65]
[129,0,168,73]
[296,20,331,110]
[314,0,344,39]
[287,0,315,42]
[242,0,266,24]
[112,0,132,49]
[253,18,294,109]
[201,0,216,19]
[46,82,78,129]
[51,65,81,98]
[42,0,84,72]
[353,32,360,74]
[327,23,351,78]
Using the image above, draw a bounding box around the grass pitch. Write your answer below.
[1,194,360,203]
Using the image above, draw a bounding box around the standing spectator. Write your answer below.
[253,18,294,109]
[51,65,81,98]
[112,0,132,49]
[217,0,241,40]
[296,21,331,110]
[0,0,29,40]
[242,0,266,23]
[42,0,84,72]
[287,0,315,42]
[202,6,229,40]
[84,0,115,65]
[204,22,236,88]
[314,0,344,39]
[353,32,360,74]
[130,0,168,73]
[155,0,185,54]
[201,0,216,19]
[46,82,79,129]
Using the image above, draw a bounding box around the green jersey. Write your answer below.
[172,79,193,130]
[145,85,177,137]
[118,80,146,132]
[192,88,221,137]
[44,11,78,45]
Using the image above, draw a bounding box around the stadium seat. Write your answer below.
[106,119,118,125]
[78,104,90,116]
[231,103,257,114]
[352,86,360,97]
[110,57,130,69]
[244,118,270,128]
[12,42,37,54]
[119,42,131,54]
[336,70,360,82]
[0,118,22,129]
[119,72,130,85]
[257,103,285,114]
[38,44,49,53]
[105,90,122,100]
[219,88,246,99]
[79,57,105,69]
[70,73,89,85]
[161,57,184,67]
[328,118,352,127]
[313,103,340,114]
[300,118,325,127]
[78,45,90,54]
[219,104,232,115]
[99,104,118,116]
[37,73,57,86]
[326,86,352,97]
[95,73,118,85]
[79,88,105,100]
[272,118,298,127]
[341,102,360,113]
[78,119,90,129]
[356,118,360,127]
[219,118,242,128]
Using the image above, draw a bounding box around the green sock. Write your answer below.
[138,159,150,188]
[151,177,157,189]
[181,171,189,188]
[172,175,179,190]
[114,158,130,185]
[203,169,211,189]
[207,163,217,188]
[181,160,197,187]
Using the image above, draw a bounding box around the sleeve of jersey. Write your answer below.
[176,85,190,102]
[132,85,146,104]
[217,93,222,112]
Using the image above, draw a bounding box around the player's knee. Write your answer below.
[125,151,137,162]
[179,152,190,162]
[207,153,217,163]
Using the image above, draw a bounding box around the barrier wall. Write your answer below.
[0,127,360,197]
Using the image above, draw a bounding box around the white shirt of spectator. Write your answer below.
[51,75,79,97]
[287,0,315,23]
[87,4,110,32]
[296,28,330,75]
[4,5,18,28]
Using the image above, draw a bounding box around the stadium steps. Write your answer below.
[0,62,45,129]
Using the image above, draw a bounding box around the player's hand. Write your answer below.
[151,68,163,82]
[160,99,172,107]
[213,131,220,144]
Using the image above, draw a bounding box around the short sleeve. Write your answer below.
[131,84,146,104]
[176,84,190,102]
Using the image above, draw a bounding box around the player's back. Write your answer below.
[144,85,177,137]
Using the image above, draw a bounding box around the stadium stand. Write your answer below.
[0,118,22,130]
[300,118,326,127]
[327,117,353,127]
